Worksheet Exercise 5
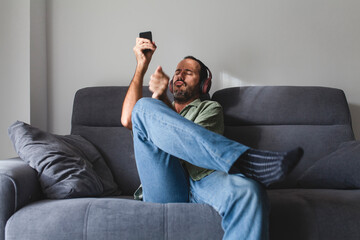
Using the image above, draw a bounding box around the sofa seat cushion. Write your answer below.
[5,198,223,240]
[7,190,360,240]
[268,189,360,240]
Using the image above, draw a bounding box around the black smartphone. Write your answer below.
[139,31,152,42]
[139,31,152,53]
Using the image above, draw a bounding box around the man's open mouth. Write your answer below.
[175,80,185,87]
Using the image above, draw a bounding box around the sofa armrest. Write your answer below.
[0,157,42,240]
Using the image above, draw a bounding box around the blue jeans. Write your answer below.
[131,98,269,240]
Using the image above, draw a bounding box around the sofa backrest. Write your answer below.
[212,86,355,188]
[71,86,355,194]
[71,87,146,195]
[71,86,176,195]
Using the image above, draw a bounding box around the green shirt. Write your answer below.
[134,98,224,200]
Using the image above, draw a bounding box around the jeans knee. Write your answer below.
[233,178,269,208]
[132,98,155,124]
[248,179,267,198]
[133,97,155,113]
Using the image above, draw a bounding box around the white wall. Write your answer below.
[48,0,360,138]
[0,0,30,158]
[1,0,360,159]
[0,0,47,159]
[46,0,360,139]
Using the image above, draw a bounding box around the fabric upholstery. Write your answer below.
[298,140,360,189]
[268,189,360,240]
[5,198,224,240]
[212,86,352,125]
[8,121,120,198]
[212,86,355,188]
[2,85,358,240]
[0,158,41,240]
[6,190,360,240]
[71,125,140,195]
[71,86,168,195]
[224,125,355,188]
[71,86,159,127]
[70,86,355,191]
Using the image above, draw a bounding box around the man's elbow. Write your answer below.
[121,115,132,130]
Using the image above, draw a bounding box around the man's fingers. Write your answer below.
[152,92,160,99]
[155,66,163,74]
[136,37,151,44]
[136,38,156,51]
[155,66,168,78]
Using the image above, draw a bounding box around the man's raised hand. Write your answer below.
[149,66,169,100]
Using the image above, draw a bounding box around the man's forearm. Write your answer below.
[122,37,156,129]
[121,65,147,129]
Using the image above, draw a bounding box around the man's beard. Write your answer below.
[173,82,200,104]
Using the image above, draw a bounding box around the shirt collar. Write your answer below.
[185,98,202,107]
[173,98,202,113]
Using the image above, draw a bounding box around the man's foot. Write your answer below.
[229,147,304,187]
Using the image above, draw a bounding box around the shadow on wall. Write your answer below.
[349,104,360,140]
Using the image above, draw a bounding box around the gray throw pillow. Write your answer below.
[8,121,121,199]
[298,141,360,189]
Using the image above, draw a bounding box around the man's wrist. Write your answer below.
[135,63,148,76]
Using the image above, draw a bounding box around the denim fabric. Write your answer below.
[190,171,269,240]
[131,98,268,240]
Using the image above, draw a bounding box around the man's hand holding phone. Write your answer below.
[134,31,156,70]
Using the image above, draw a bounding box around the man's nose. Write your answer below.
[179,71,186,79]
[175,71,185,81]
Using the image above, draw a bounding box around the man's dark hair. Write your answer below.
[183,56,209,84]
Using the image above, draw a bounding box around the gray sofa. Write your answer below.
[1,86,360,240]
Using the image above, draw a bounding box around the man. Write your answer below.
[121,37,303,240]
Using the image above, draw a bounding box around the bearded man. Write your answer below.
[120,37,303,240]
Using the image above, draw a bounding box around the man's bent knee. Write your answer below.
[133,97,158,112]
[233,177,269,207]
[132,98,157,123]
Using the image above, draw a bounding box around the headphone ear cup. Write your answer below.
[169,78,174,93]
[200,67,212,94]
[201,77,212,94]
